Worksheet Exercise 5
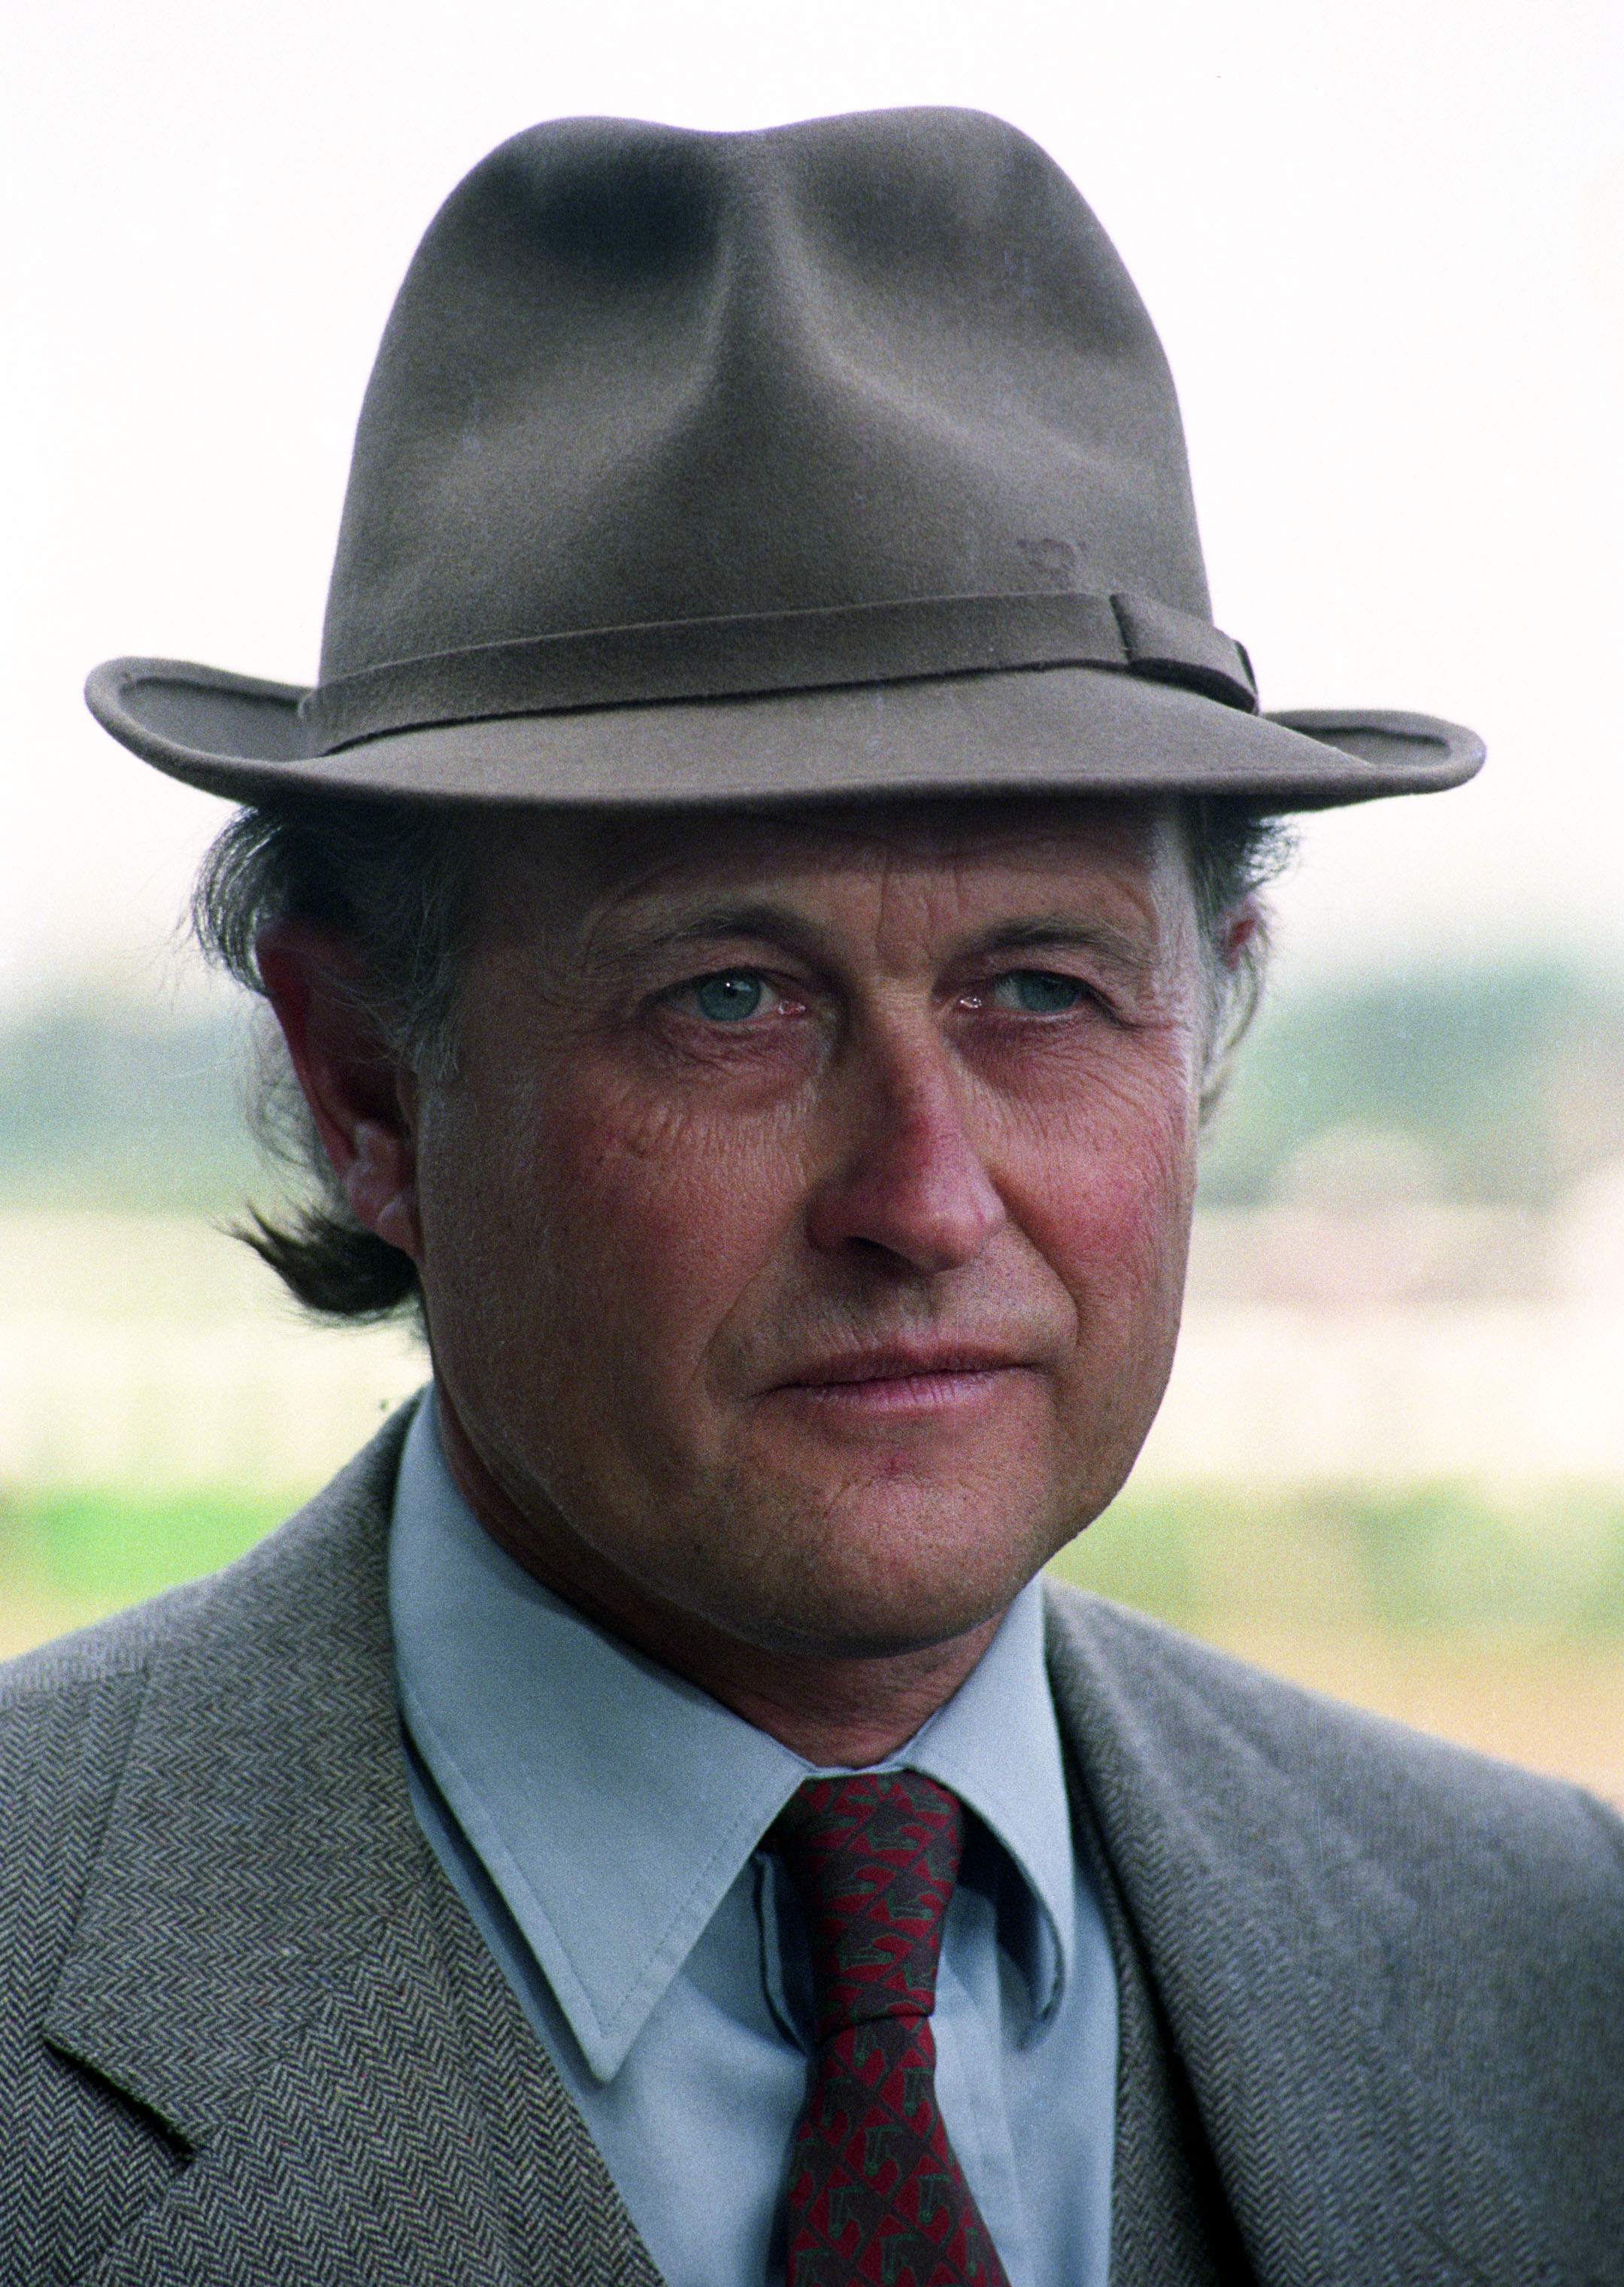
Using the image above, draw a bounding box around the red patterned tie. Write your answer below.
[772,1771,1013,2287]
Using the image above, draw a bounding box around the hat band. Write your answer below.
[299,590,1257,753]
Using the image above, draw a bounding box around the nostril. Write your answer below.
[805,1148,1007,1275]
[804,1036,1007,1273]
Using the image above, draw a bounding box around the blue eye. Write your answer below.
[998,969,1085,1015]
[692,971,765,1022]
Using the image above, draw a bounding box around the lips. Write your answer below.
[775,1345,1029,1391]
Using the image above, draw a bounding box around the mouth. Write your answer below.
[770,1346,1038,1414]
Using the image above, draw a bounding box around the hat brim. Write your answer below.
[86,654,1483,814]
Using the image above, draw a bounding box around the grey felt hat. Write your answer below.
[86,108,1483,811]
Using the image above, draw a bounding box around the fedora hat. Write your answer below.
[86,108,1482,811]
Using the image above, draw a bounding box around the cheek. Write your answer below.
[1017,1059,1200,1309]
[457,1063,809,1366]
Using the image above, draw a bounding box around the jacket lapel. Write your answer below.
[1065,1763,1254,2287]
[43,1408,660,2287]
[1044,1588,1561,2287]
[44,1415,1566,2282]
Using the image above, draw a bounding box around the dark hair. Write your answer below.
[193,793,485,1321]
[193,789,1292,1321]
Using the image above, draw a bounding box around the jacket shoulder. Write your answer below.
[0,1409,418,2281]
[1044,1582,1624,2270]
[0,1573,220,2274]
[0,1575,210,1706]
[0,1405,414,1958]
[1044,1579,1624,1883]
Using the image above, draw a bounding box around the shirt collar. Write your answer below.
[389,1394,1075,2082]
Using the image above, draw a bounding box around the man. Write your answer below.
[5,108,1619,2285]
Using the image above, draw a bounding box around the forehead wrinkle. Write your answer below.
[567,789,1172,889]
[598,899,844,972]
[484,796,1189,982]
[589,872,1163,987]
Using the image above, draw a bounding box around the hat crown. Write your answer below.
[319,108,1211,684]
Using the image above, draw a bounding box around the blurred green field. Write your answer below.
[5,968,1622,1802]
[5,1476,1621,1805]
[1054,1478,1624,1635]
[11,1475,1624,1636]
[0,1483,299,1613]
[1056,1485,1624,1806]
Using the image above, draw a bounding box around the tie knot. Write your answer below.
[771,1771,964,2037]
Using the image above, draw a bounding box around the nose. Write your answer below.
[804,1030,1007,1274]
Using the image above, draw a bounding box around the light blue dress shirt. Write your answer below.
[389,1397,1116,2287]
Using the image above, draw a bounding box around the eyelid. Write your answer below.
[959,963,1120,1018]
[661,966,804,1018]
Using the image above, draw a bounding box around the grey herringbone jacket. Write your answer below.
[2,1408,1621,2285]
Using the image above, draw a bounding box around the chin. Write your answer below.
[701,1506,1059,1664]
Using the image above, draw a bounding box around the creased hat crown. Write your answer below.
[321,108,1209,684]
[85,105,1483,809]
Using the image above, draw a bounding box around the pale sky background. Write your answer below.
[5,0,1621,1017]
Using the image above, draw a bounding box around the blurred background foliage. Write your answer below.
[1,1483,295,1609]
[1054,1479,1624,1637]
[7,957,1624,1218]
[1199,960,1624,1210]
[0,993,262,1215]
[5,1475,1622,1638]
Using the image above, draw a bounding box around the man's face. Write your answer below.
[410,797,1211,1664]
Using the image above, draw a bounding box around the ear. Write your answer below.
[255,918,424,1267]
[1219,893,1263,972]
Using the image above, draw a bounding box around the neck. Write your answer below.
[665,1625,1004,1768]
[433,1392,1004,1766]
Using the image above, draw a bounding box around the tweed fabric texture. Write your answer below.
[1,1404,1621,2282]
[1045,1600,1624,2284]
[1064,1762,1257,2287]
[774,1773,1010,2287]
[0,1413,661,2286]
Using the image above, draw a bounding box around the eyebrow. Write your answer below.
[598,900,1159,981]
[973,915,1158,979]
[598,901,829,970]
